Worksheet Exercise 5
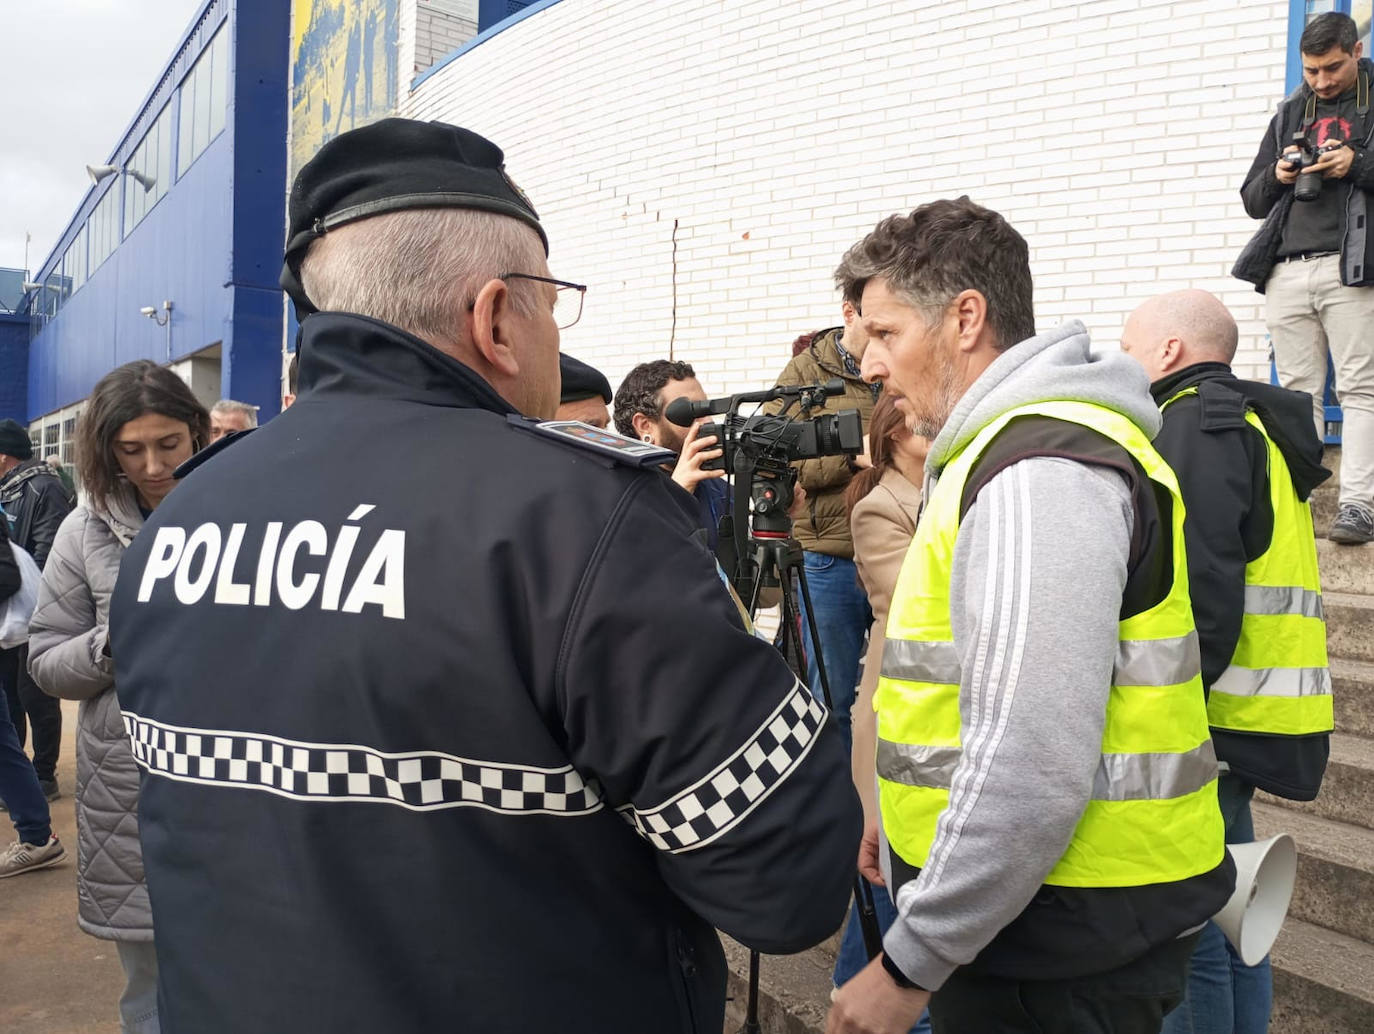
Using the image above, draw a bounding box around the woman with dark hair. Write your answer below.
[27,359,209,1034]
[832,391,931,1030]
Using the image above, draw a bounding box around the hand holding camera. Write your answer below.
[671,421,727,493]
[1281,131,1353,200]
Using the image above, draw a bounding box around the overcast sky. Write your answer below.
[0,0,205,275]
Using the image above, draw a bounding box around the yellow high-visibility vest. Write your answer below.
[1163,387,1332,737]
[876,400,1224,889]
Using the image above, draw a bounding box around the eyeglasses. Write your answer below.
[502,273,587,330]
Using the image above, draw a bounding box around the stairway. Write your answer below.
[722,462,1374,1033]
[1259,469,1374,1033]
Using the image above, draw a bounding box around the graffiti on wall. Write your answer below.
[290,0,399,176]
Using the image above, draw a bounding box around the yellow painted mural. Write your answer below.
[290,0,399,177]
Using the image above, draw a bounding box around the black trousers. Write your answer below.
[930,932,1200,1034]
[1,645,61,784]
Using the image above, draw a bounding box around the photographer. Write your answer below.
[614,359,730,548]
[769,285,879,749]
[1235,11,1374,543]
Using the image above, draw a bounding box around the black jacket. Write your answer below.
[1234,58,1374,291]
[1151,364,1330,800]
[0,458,73,569]
[110,313,860,1034]
[0,517,19,603]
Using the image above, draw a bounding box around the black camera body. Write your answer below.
[694,409,863,473]
[1286,131,1343,203]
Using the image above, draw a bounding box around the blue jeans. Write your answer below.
[834,880,932,1034]
[797,552,871,752]
[1162,773,1270,1034]
[0,691,51,845]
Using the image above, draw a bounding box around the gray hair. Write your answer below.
[211,399,259,428]
[298,207,546,345]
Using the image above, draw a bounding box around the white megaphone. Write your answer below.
[1213,834,1297,966]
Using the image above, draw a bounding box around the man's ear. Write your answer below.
[952,290,989,352]
[630,411,656,442]
[469,277,522,378]
[1158,336,1185,374]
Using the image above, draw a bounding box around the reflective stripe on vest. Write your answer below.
[1162,388,1332,738]
[875,399,1224,890]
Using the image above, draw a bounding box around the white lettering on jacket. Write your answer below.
[135,505,406,619]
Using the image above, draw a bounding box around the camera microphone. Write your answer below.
[820,378,844,396]
[665,396,720,427]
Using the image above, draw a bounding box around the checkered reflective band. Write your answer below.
[619,680,827,853]
[121,712,603,816]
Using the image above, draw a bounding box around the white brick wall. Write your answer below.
[402,0,1292,398]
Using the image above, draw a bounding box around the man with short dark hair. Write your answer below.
[1122,290,1331,1034]
[613,359,728,548]
[555,353,613,428]
[826,199,1233,1034]
[1235,10,1374,543]
[0,418,71,800]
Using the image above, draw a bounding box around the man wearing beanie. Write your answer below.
[555,352,613,427]
[111,118,859,1034]
[0,419,71,801]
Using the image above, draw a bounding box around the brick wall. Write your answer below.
[402,0,1291,398]
[412,0,478,78]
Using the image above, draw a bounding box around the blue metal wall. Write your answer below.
[0,314,28,424]
[24,0,287,424]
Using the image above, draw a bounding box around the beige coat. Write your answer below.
[849,468,923,825]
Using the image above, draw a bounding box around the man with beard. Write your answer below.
[613,359,729,549]
[826,199,1233,1034]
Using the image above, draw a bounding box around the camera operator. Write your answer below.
[768,282,879,750]
[107,119,860,1034]
[1235,11,1374,543]
[614,359,730,548]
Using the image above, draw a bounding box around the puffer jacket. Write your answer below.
[28,486,150,941]
[772,327,877,557]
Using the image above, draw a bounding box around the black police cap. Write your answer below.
[280,118,548,320]
[559,354,613,404]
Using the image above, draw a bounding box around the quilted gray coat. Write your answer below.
[28,488,151,941]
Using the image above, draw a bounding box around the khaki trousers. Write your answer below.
[1266,253,1374,510]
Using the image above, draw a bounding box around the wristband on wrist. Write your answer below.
[880,951,925,991]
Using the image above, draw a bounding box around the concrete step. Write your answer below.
[1257,732,1374,833]
[721,935,829,1034]
[1333,658,1374,739]
[723,918,1374,1034]
[1325,592,1374,663]
[1311,475,1338,537]
[1317,535,1374,595]
[1270,917,1374,1034]
[1253,802,1374,945]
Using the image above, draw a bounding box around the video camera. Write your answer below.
[1285,130,1344,203]
[665,379,863,595]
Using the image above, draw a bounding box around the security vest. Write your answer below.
[1163,387,1333,738]
[876,400,1224,888]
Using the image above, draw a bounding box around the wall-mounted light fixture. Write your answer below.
[140,300,174,360]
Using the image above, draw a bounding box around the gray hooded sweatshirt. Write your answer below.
[881,320,1170,990]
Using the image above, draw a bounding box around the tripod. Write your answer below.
[731,520,883,1033]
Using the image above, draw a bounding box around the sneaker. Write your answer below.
[39,779,60,802]
[1330,504,1374,545]
[0,836,66,878]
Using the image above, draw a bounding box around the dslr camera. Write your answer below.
[1285,130,1344,203]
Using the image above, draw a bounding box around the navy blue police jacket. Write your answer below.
[110,313,861,1034]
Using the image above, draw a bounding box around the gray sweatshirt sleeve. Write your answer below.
[882,456,1134,990]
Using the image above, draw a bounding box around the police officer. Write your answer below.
[555,352,614,428]
[1122,289,1332,1034]
[110,119,860,1034]
[826,200,1235,1034]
